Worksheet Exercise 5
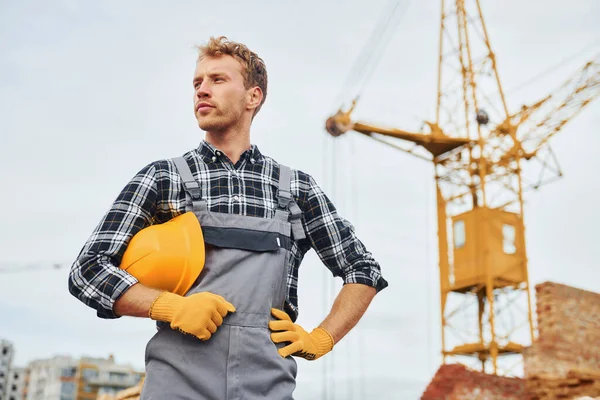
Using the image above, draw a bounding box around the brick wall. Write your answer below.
[523,282,600,399]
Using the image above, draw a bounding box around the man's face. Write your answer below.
[193,55,249,133]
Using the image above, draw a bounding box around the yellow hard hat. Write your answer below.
[119,212,205,296]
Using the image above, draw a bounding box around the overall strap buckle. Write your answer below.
[277,189,293,209]
[276,164,306,241]
[173,156,206,213]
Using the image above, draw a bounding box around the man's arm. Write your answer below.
[69,158,239,342]
[113,283,162,318]
[270,172,388,357]
[68,161,166,319]
[114,281,237,342]
[300,173,388,316]
[317,283,376,344]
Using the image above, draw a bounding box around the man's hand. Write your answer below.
[269,308,334,360]
[149,291,235,340]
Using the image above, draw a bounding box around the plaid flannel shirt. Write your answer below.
[68,140,388,320]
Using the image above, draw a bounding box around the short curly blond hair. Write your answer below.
[196,36,268,116]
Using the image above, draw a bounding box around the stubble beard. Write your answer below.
[198,102,245,134]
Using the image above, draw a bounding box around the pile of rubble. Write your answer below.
[420,363,525,399]
[421,282,600,400]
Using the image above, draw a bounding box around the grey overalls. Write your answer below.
[140,155,306,400]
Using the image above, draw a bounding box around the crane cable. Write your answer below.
[0,262,68,274]
[328,0,411,115]
[344,127,362,400]
[322,1,410,398]
[501,36,600,98]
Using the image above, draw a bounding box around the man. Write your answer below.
[69,36,388,399]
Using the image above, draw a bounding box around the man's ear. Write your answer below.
[247,86,263,111]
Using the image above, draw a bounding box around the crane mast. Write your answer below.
[325,0,600,376]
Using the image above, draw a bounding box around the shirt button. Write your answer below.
[250,158,256,164]
[233,195,240,202]
[215,151,222,156]
[212,156,217,162]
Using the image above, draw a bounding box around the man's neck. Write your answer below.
[205,130,251,165]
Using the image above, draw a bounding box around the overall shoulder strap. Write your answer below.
[173,156,207,212]
[275,164,306,241]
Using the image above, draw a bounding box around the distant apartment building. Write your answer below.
[6,368,25,400]
[24,355,78,400]
[21,354,143,400]
[0,340,144,400]
[75,355,144,400]
[1,340,15,400]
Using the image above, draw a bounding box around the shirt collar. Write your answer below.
[196,140,264,164]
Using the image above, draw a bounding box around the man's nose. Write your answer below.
[195,81,211,98]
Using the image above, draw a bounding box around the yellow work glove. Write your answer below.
[269,308,334,360]
[149,291,235,341]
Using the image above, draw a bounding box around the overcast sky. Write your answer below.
[1,0,599,399]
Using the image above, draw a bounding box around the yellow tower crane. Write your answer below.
[325,0,600,376]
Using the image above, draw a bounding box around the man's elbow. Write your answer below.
[67,262,83,300]
[67,258,105,317]
[342,265,388,295]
